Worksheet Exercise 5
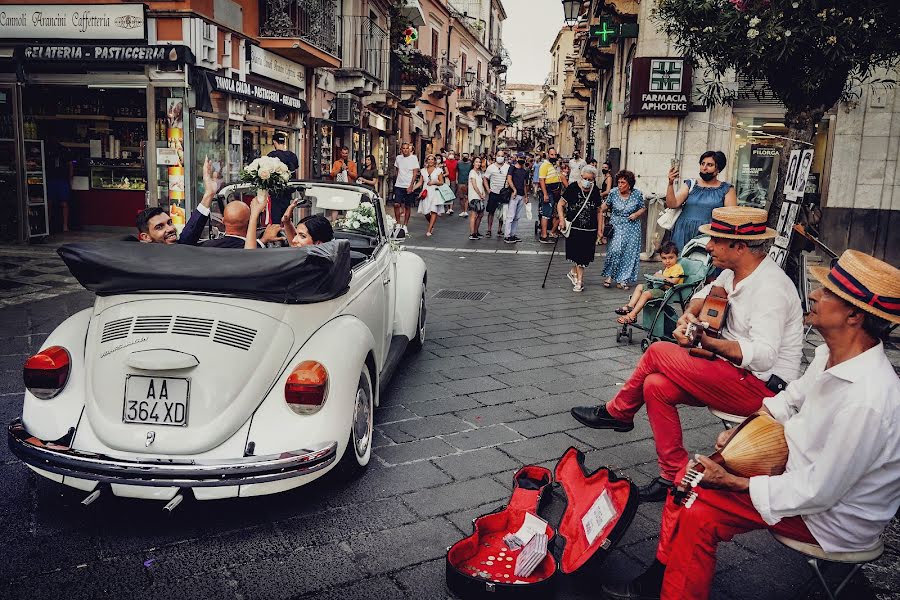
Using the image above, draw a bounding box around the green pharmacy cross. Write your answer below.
[589,19,617,45]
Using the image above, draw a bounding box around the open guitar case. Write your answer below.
[446,447,639,598]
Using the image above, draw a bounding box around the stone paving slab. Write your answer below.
[0,212,896,600]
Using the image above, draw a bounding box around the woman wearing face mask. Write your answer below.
[667,150,737,250]
[415,154,445,236]
[600,170,646,290]
[557,165,604,292]
[597,161,614,245]
[468,156,487,239]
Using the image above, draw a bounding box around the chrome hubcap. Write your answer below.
[352,380,371,457]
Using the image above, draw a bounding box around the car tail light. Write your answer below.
[23,346,71,399]
[284,361,328,415]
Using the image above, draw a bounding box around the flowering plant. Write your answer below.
[239,156,291,194]
[336,202,382,236]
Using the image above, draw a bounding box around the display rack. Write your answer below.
[24,139,49,238]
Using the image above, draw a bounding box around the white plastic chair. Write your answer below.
[708,407,745,429]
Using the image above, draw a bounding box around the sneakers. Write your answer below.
[425,231,433,237]
[459,211,468,217]
[469,234,479,240]
[503,236,520,244]
[566,271,577,285]
[447,209,454,215]
[573,283,584,292]
[539,236,554,244]
[396,228,407,239]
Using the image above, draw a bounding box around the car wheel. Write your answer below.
[334,367,374,479]
[409,285,427,351]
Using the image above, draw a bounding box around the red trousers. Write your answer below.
[605,342,774,481]
[656,467,817,600]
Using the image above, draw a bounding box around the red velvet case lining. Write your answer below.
[446,465,555,585]
[555,447,633,574]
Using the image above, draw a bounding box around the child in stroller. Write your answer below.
[615,241,684,325]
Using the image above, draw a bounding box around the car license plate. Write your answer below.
[123,376,189,426]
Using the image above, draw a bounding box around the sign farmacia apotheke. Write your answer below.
[627,57,693,118]
[208,74,304,110]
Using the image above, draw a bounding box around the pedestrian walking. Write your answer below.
[601,170,647,289]
[503,155,529,243]
[568,150,585,186]
[416,154,445,237]
[444,151,458,216]
[557,165,604,292]
[538,148,563,243]
[456,152,473,217]
[267,131,300,225]
[468,157,487,239]
[667,150,737,251]
[484,150,510,238]
[392,142,420,238]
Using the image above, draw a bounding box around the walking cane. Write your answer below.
[541,233,561,288]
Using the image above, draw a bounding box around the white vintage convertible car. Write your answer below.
[8,182,426,507]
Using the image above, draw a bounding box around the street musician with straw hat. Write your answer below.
[603,249,900,600]
[573,206,804,502]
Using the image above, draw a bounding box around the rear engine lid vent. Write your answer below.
[101,317,133,343]
[213,321,257,351]
[172,316,215,337]
[132,315,173,334]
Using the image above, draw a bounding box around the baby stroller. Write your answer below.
[615,236,713,351]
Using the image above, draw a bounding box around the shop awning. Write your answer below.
[400,0,426,27]
[368,112,390,131]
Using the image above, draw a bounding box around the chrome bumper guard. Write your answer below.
[7,418,338,487]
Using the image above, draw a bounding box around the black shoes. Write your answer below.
[638,477,675,503]
[570,405,634,432]
[503,236,520,244]
[602,559,666,599]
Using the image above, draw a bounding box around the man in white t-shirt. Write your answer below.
[483,150,510,238]
[392,142,420,238]
[568,151,585,186]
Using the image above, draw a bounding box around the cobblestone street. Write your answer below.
[0,209,897,600]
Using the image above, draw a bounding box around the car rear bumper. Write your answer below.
[8,418,338,487]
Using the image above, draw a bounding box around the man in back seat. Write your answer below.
[202,201,281,248]
[135,159,216,245]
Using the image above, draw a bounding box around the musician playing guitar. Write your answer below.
[603,249,900,600]
[572,206,804,502]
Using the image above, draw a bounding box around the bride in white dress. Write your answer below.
[416,154,445,236]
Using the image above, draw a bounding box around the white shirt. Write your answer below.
[485,162,509,193]
[394,154,420,188]
[692,256,803,382]
[468,169,485,201]
[749,342,900,553]
[569,158,585,184]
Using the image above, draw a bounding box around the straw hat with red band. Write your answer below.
[698,206,777,241]
[810,250,900,325]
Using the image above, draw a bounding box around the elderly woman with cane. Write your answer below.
[556,165,604,292]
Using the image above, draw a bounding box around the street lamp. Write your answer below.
[464,68,475,86]
[562,0,580,26]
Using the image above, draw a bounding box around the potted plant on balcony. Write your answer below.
[393,45,437,94]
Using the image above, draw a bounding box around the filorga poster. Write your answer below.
[737,144,779,209]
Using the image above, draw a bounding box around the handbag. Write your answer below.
[499,186,512,204]
[657,178,695,230]
[560,191,591,238]
[437,183,456,203]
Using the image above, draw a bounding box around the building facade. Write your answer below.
[555,0,897,263]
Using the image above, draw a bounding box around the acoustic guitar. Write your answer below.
[672,412,788,508]
[685,285,730,360]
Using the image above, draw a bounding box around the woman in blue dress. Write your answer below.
[667,150,738,250]
[601,170,646,289]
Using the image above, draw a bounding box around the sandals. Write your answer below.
[617,314,637,325]
[567,271,578,285]
[616,283,630,291]
[614,306,634,315]
[603,278,612,288]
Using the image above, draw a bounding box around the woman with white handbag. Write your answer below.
[665,151,737,250]
[556,165,604,292]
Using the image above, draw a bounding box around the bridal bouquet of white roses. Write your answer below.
[239,156,291,195]
[336,202,382,236]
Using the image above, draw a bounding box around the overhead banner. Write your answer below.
[626,57,693,117]
[17,44,194,64]
[0,4,146,41]
[207,73,306,110]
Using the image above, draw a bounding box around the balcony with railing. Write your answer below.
[334,15,389,95]
[259,0,340,67]
[424,57,457,98]
[458,80,486,112]
[389,46,437,107]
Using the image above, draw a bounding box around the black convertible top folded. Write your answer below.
[58,240,352,303]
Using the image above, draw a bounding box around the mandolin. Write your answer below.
[672,412,788,508]
[685,285,730,360]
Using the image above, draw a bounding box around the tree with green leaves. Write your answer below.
[654,0,900,227]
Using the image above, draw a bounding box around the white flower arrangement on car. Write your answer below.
[240,156,291,199]
[336,202,393,237]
